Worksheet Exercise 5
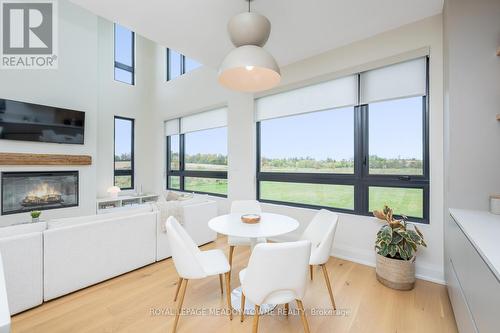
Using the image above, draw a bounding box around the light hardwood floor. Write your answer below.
[12,237,458,333]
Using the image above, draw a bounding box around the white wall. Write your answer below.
[0,1,157,225]
[444,0,500,211]
[96,19,156,198]
[0,1,98,225]
[152,15,445,283]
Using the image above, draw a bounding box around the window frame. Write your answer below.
[114,116,135,190]
[166,48,184,81]
[113,23,135,85]
[256,58,430,223]
[166,123,228,197]
[166,48,202,81]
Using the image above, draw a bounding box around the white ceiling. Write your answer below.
[70,0,443,68]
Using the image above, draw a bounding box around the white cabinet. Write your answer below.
[446,210,500,333]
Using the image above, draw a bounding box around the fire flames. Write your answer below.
[22,183,63,207]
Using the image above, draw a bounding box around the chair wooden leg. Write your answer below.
[229,246,235,267]
[225,272,233,320]
[173,277,183,302]
[296,300,310,333]
[284,303,289,316]
[219,274,224,295]
[252,305,260,333]
[172,279,188,333]
[228,246,235,285]
[310,265,313,281]
[321,264,336,310]
[240,293,246,322]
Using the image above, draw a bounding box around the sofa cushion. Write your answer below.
[0,222,47,238]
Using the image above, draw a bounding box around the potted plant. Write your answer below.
[373,205,426,290]
[30,210,42,223]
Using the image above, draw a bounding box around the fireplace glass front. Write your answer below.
[1,171,79,215]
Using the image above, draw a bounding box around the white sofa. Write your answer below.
[0,253,11,333]
[0,222,45,315]
[43,207,157,301]
[0,196,219,313]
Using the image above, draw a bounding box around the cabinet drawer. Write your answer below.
[448,216,500,333]
[446,258,477,333]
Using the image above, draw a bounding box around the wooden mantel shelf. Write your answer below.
[0,153,92,166]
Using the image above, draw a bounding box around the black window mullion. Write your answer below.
[258,172,356,185]
[166,48,170,81]
[256,122,261,200]
[354,104,365,214]
[131,31,135,85]
[114,62,134,73]
[181,55,186,75]
[166,135,171,189]
[180,133,185,191]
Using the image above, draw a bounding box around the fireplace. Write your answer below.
[1,171,79,215]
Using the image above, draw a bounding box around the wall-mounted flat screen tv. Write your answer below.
[0,98,85,144]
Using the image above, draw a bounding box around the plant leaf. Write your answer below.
[407,230,422,244]
[373,210,386,221]
[414,225,423,238]
[403,241,414,259]
[388,244,397,257]
[398,245,408,260]
[379,225,393,244]
[391,230,403,244]
[379,245,390,257]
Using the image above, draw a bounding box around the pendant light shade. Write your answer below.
[218,45,280,92]
[228,12,271,47]
[218,4,280,92]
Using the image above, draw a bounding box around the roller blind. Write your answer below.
[165,119,179,136]
[360,57,427,104]
[256,75,358,121]
[180,107,228,134]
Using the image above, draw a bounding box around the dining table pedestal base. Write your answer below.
[231,286,276,315]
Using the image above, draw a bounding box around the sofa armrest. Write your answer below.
[0,232,44,315]
[0,253,11,333]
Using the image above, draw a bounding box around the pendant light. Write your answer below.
[218,0,280,92]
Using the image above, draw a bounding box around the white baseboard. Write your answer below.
[332,242,445,285]
[269,237,445,285]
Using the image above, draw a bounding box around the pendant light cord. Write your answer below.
[248,0,251,12]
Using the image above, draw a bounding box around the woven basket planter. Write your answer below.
[375,253,416,290]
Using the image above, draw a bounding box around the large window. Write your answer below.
[114,24,135,85]
[166,48,202,81]
[256,57,429,223]
[166,108,228,196]
[114,116,135,189]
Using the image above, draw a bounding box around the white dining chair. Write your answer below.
[300,209,339,309]
[239,240,312,333]
[165,217,232,333]
[228,200,265,275]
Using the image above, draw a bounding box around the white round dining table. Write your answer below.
[208,212,299,249]
[208,212,299,314]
